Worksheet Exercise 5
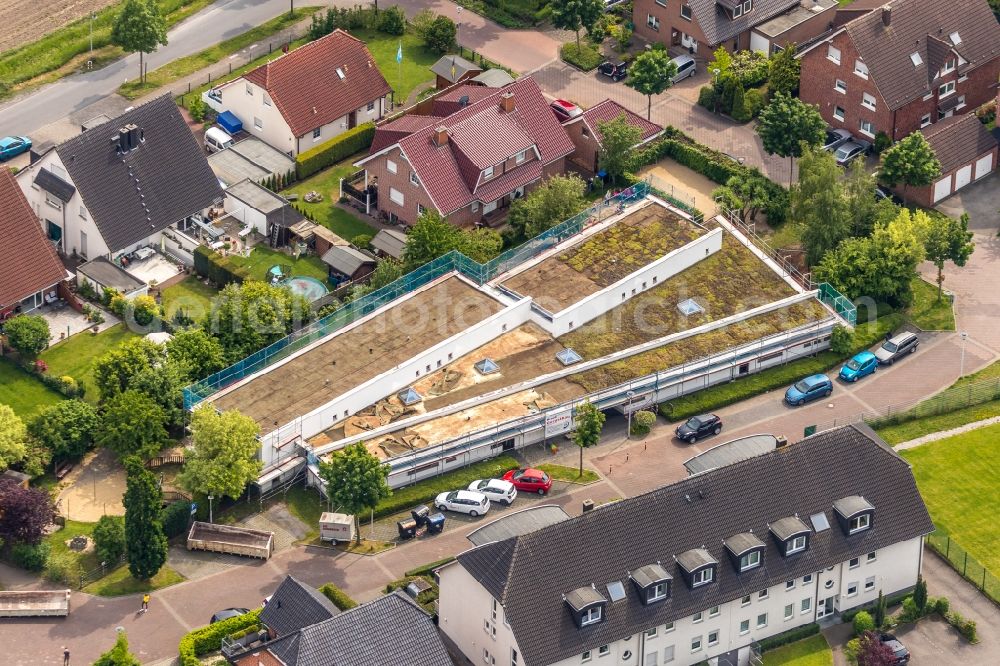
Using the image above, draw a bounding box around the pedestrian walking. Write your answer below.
[62,647,70,666]
[141,593,150,612]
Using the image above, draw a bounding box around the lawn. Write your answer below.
[875,399,1000,445]
[45,519,100,582]
[953,358,1000,387]
[536,463,599,484]
[83,564,185,597]
[161,276,219,322]
[352,29,438,104]
[285,485,324,541]
[900,423,1000,576]
[0,357,63,418]
[906,277,956,331]
[281,156,376,241]
[764,635,833,666]
[41,324,137,404]
[227,246,329,282]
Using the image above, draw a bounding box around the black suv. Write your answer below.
[675,414,722,444]
[598,61,627,81]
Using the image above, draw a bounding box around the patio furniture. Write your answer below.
[134,247,155,261]
[44,291,57,305]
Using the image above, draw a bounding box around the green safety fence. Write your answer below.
[817,282,857,326]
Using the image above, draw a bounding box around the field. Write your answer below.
[0,0,119,55]
[0,357,64,418]
[763,635,833,666]
[41,324,137,403]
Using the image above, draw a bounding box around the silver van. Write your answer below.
[204,126,233,154]
[670,55,697,83]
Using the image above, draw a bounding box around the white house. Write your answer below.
[216,29,392,156]
[438,424,933,666]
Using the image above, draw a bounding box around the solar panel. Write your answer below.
[556,348,583,366]
[810,512,830,532]
[677,298,705,316]
[606,581,627,602]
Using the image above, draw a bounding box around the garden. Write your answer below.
[40,324,138,404]
[763,634,832,666]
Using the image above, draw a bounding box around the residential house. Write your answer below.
[259,576,339,639]
[633,0,837,55]
[354,77,574,227]
[218,30,392,156]
[749,0,839,55]
[431,54,482,89]
[438,424,933,666]
[207,137,297,189]
[15,95,223,271]
[563,99,664,175]
[798,0,1000,143]
[893,113,998,206]
[0,169,68,319]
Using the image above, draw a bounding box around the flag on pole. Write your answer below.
[451,56,457,81]
[396,42,403,64]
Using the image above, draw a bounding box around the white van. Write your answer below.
[204,126,233,154]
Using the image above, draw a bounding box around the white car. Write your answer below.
[435,490,491,517]
[468,479,517,505]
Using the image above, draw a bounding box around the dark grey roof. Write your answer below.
[34,168,75,202]
[833,495,874,518]
[266,590,453,666]
[630,564,672,588]
[467,505,570,547]
[56,95,223,253]
[724,532,766,556]
[455,424,933,666]
[430,55,481,83]
[370,228,407,259]
[921,114,999,174]
[321,245,375,275]
[260,575,339,637]
[676,547,718,573]
[770,515,811,541]
[689,0,801,46]
[565,586,606,611]
[77,257,145,293]
[684,434,778,475]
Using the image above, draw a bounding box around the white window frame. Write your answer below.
[246,83,253,96]
[581,606,602,626]
[410,171,420,186]
[757,613,768,629]
[515,150,527,164]
[859,119,875,138]
[865,577,876,591]
[681,3,692,20]
[254,117,263,130]
[417,203,427,216]
[691,568,713,587]
[690,637,702,653]
[784,604,794,620]
[786,536,807,555]
[849,514,871,534]
[739,619,750,635]
[862,93,877,110]
[664,645,675,663]
[708,630,719,647]
[941,59,956,75]
[733,4,742,17]
[847,582,859,597]
[828,45,841,65]
[387,159,398,174]
[709,606,720,618]
[598,645,610,656]
[648,582,667,602]
[483,166,495,180]
[920,114,932,128]
[647,14,660,30]
[263,93,271,107]
[79,206,87,220]
[835,79,847,94]
[956,95,966,110]
[854,60,868,79]
[833,106,845,121]
[511,648,518,666]
[867,551,877,562]
[664,622,675,633]
[742,0,752,11]
[849,557,860,569]
[655,0,666,5]
[801,597,812,613]
[692,611,703,624]
[740,551,761,571]
[646,627,657,638]
[389,187,404,206]
[741,595,751,607]
[367,100,376,112]
[582,651,592,663]
[758,589,769,600]
[803,574,813,584]
[938,81,955,98]
[313,127,322,140]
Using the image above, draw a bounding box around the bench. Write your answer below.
[54,461,74,480]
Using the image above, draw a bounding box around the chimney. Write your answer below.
[433,126,449,146]
[500,92,515,113]
[118,127,130,153]
[125,123,140,149]
[775,436,789,449]
[881,6,891,26]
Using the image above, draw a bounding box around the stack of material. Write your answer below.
[523,391,558,412]
[428,369,463,395]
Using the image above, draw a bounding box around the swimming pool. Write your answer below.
[283,276,329,301]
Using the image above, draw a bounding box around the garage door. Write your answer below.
[932,176,952,203]
[975,154,994,180]
[954,165,972,191]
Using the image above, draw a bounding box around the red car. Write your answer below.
[502,468,553,495]
[549,99,583,123]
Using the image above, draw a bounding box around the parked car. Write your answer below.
[468,478,517,505]
[210,607,250,624]
[834,139,871,166]
[675,413,723,444]
[0,136,31,161]
[839,351,879,382]
[879,633,910,664]
[874,186,903,205]
[435,490,490,517]
[873,331,919,365]
[502,468,553,495]
[204,126,233,154]
[670,55,697,83]
[822,128,852,152]
[550,99,583,122]
[598,60,627,81]
[784,374,833,406]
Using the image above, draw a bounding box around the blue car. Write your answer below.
[0,136,31,161]
[839,351,878,382]
[785,374,833,406]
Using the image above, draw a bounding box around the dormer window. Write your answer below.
[786,535,807,555]
[692,568,714,586]
[740,551,761,570]
[770,516,811,558]
[648,582,668,602]
[582,606,601,626]
[724,532,765,572]
[565,587,607,629]
[833,496,874,536]
[677,548,717,588]
[941,59,956,75]
[483,166,495,180]
[631,564,672,605]
[850,513,870,533]
[515,150,526,164]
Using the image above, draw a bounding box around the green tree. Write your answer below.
[552,0,604,50]
[0,404,27,472]
[767,45,800,97]
[402,209,462,269]
[873,589,887,629]
[425,16,457,54]
[843,159,879,237]
[96,390,167,460]
[317,442,391,544]
[2,315,49,359]
[853,610,875,636]
[923,212,974,301]
[129,361,187,430]
[93,630,141,666]
[626,49,676,119]
[92,515,127,564]
[28,400,99,460]
[367,258,405,291]
[507,174,588,240]
[756,92,826,186]
[110,0,168,85]
[458,227,504,263]
[204,281,312,362]
[597,113,642,185]
[712,174,773,225]
[93,337,166,401]
[123,456,167,580]
[21,437,53,478]
[165,329,225,382]
[708,47,732,80]
[571,401,605,477]
[879,131,941,202]
[913,574,928,614]
[794,147,851,265]
[177,406,262,500]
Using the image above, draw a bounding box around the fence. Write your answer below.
[78,554,127,590]
[927,530,1000,606]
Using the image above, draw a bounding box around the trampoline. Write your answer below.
[283,276,329,301]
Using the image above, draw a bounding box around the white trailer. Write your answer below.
[319,512,355,543]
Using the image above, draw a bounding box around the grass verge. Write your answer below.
[285,485,323,541]
[336,539,394,555]
[763,634,833,666]
[560,42,603,71]
[118,8,318,99]
[83,563,185,596]
[41,324,137,403]
[906,277,955,331]
[953,359,1000,387]
[44,519,98,584]
[535,463,599,484]
[0,357,63,418]
[875,398,1000,445]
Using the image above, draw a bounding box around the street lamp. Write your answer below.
[959,332,968,378]
[208,494,214,524]
[625,390,636,440]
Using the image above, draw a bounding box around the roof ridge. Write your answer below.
[500,537,523,606]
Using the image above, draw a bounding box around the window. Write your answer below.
[923,92,934,101]
[867,551,877,562]
[691,637,702,653]
[664,645,675,663]
[664,622,675,633]
[483,166,495,180]
[942,58,956,75]
[741,595,751,607]
[757,613,768,628]
[581,125,590,138]
[828,45,841,65]
[835,79,847,94]
[862,93,877,110]
[647,14,660,30]
[920,114,932,128]
[582,651,592,663]
[263,93,271,107]
[389,187,404,205]
[910,52,923,66]
[865,576,876,591]
[387,159,397,174]
[801,598,812,613]
[733,4,742,17]
[786,536,807,555]
[692,568,713,587]
[581,607,602,626]
[655,0,666,5]
[854,60,868,79]
[849,557,860,569]
[758,589,769,600]
[803,574,813,584]
[313,127,322,140]
[681,4,692,19]
[859,119,875,137]
[740,551,761,571]
[417,203,426,216]
[784,604,794,620]
[708,631,719,647]
[622,651,632,660]
[648,582,668,602]
[471,201,479,212]
[692,611,703,623]
[246,83,253,96]
[939,81,955,97]
[598,645,610,656]
[646,627,657,638]
[367,101,376,112]
[410,171,420,186]
[739,620,750,635]
[336,67,345,80]
[709,606,719,618]
[742,0,752,12]
[786,580,795,591]
[847,582,858,597]
[833,106,845,121]
[79,206,87,219]
[44,192,62,210]
[646,652,658,666]
[957,95,966,109]
[254,117,263,130]
[516,150,527,164]
[825,579,835,589]
[849,514,871,533]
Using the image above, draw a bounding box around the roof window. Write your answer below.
[397,387,422,406]
[606,580,627,602]
[474,358,500,375]
[678,298,705,316]
[556,348,583,366]
[336,68,345,79]
[910,52,923,67]
[809,511,830,532]
[949,32,961,45]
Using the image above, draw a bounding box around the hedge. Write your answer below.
[757,623,819,653]
[560,42,603,71]
[178,608,262,666]
[162,500,192,539]
[193,245,252,288]
[319,582,358,610]
[296,122,376,180]
[405,556,455,578]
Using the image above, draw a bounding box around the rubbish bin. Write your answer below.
[427,513,446,534]
[411,504,431,527]
[397,518,417,540]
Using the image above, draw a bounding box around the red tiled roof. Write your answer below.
[370,115,443,153]
[431,84,496,116]
[574,99,664,145]
[0,170,66,309]
[243,30,391,137]
[920,113,998,174]
[365,78,574,215]
[476,161,543,204]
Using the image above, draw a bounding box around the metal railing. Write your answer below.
[927,529,1000,605]
[78,554,127,590]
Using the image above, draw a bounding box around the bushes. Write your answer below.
[560,42,603,71]
[945,610,978,642]
[730,86,750,122]
[697,86,716,112]
[378,6,406,35]
[840,590,910,623]
[296,123,376,180]
[11,541,50,571]
[44,550,81,585]
[743,88,766,119]
[162,501,192,539]
[405,556,455,578]
[178,608,262,666]
[193,245,252,287]
[630,410,656,436]
[757,623,819,653]
[319,582,358,610]
[93,515,127,564]
[352,234,373,250]
[853,610,875,635]
[424,15,457,54]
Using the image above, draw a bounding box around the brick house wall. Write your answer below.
[895,143,998,208]
[564,120,602,172]
[633,0,722,55]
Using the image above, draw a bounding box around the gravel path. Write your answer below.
[894,415,1000,450]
